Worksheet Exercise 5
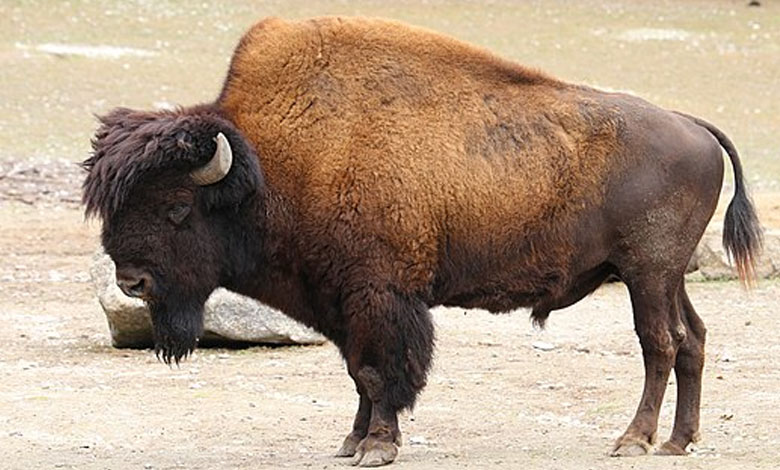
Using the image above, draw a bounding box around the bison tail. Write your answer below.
[722,149,763,286]
[677,112,763,285]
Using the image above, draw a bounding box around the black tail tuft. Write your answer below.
[723,184,763,285]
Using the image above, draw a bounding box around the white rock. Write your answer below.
[616,28,691,42]
[23,43,158,59]
[532,341,556,351]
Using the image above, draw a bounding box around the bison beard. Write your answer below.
[148,294,205,365]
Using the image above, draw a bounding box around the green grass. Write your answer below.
[1,0,778,188]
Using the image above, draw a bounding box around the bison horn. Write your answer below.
[190,132,233,186]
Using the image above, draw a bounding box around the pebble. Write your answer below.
[532,341,556,351]
[537,382,565,390]
[718,350,736,362]
[408,436,429,446]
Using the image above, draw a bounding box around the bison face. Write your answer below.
[103,178,217,364]
[83,107,264,364]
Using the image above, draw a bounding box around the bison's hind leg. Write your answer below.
[337,287,434,467]
[611,271,687,457]
[612,276,706,457]
[656,284,706,455]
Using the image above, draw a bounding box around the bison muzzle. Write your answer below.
[82,17,762,466]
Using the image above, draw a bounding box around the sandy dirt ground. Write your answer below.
[0,197,779,470]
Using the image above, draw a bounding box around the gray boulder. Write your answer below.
[90,251,327,348]
[688,228,779,281]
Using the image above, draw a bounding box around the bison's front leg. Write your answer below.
[349,369,404,467]
[335,389,371,457]
[337,288,434,467]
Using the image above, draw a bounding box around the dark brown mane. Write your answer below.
[82,105,261,219]
[84,107,195,218]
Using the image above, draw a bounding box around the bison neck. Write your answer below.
[218,188,328,334]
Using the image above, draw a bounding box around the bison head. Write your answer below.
[83,107,264,364]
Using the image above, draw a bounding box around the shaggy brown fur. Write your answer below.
[83,16,761,466]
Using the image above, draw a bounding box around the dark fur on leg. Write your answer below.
[346,289,434,412]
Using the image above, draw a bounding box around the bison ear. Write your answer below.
[175,130,194,151]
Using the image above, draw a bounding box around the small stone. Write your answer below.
[408,436,429,446]
[541,382,564,390]
[718,350,735,362]
[532,341,555,351]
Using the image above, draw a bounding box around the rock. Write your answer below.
[408,436,429,446]
[537,381,564,390]
[90,251,327,348]
[687,227,780,281]
[532,341,556,351]
[90,252,150,347]
[202,289,325,345]
[718,349,736,363]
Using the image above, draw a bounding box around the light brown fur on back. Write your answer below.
[218,16,625,297]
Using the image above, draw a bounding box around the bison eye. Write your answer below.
[167,203,191,225]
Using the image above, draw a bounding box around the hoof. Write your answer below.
[655,441,688,456]
[336,433,363,458]
[350,436,399,467]
[611,435,652,457]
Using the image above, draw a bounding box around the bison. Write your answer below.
[82,17,761,466]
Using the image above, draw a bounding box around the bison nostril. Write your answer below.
[116,270,153,299]
[127,278,146,296]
